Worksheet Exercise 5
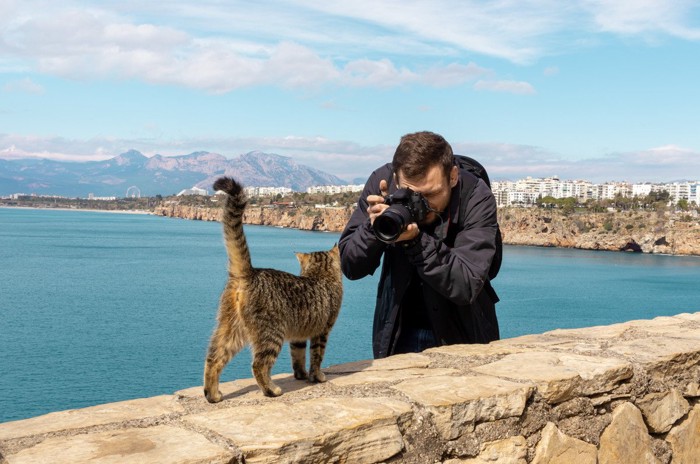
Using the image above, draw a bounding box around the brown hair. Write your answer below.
[392,131,453,181]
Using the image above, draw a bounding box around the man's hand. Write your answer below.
[367,179,390,226]
[367,179,420,243]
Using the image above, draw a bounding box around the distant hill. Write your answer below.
[0,151,348,197]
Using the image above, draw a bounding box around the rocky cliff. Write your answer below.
[152,203,352,232]
[500,208,700,256]
[151,204,700,256]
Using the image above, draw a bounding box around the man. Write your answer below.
[339,131,500,358]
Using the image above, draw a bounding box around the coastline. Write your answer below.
[0,205,152,215]
[151,203,700,257]
[6,203,700,256]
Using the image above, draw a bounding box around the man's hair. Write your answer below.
[392,131,454,181]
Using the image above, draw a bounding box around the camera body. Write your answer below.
[373,188,430,243]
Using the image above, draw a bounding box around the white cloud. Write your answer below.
[474,80,536,95]
[2,133,698,183]
[2,1,698,92]
[2,77,44,94]
[582,0,700,40]
[421,62,491,87]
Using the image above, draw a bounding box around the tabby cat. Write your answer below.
[203,176,343,401]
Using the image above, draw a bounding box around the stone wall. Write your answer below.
[2,313,698,463]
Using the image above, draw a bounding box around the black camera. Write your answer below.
[373,188,429,243]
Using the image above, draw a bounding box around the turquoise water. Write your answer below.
[1,207,699,422]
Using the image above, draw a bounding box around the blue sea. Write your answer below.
[1,207,699,423]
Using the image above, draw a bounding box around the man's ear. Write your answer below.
[449,165,459,188]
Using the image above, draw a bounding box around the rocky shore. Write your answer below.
[151,203,700,256]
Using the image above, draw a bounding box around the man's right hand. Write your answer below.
[367,179,390,227]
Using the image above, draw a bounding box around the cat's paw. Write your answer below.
[204,389,223,403]
[309,370,326,383]
[262,383,283,397]
[293,368,308,380]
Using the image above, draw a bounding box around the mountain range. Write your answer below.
[0,151,348,197]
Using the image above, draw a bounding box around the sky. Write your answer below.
[1,0,700,183]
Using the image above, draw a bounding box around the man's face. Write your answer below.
[396,164,458,225]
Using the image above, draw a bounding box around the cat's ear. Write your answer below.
[331,243,339,252]
[295,252,306,264]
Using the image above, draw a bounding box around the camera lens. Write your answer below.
[373,205,411,242]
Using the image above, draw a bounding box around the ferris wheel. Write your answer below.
[125,186,141,198]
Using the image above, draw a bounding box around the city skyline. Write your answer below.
[1,1,700,183]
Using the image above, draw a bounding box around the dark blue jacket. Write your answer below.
[339,161,500,358]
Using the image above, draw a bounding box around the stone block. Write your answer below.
[673,312,700,322]
[325,352,431,374]
[4,425,232,464]
[471,351,633,403]
[183,396,411,464]
[445,436,527,463]
[329,367,459,387]
[637,389,690,433]
[545,322,632,339]
[0,395,183,441]
[531,422,596,464]
[685,381,700,397]
[607,337,700,376]
[598,402,660,464]
[666,404,700,464]
[392,375,533,440]
[426,341,526,358]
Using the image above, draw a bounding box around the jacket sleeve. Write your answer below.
[403,179,498,305]
[338,167,390,280]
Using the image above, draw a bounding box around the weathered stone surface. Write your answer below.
[392,375,533,440]
[329,367,459,387]
[471,351,633,403]
[426,341,525,358]
[546,322,632,339]
[0,395,182,441]
[183,397,411,464]
[674,312,700,322]
[685,381,700,397]
[633,319,700,340]
[598,402,660,464]
[531,422,597,464]
[325,352,431,374]
[637,389,690,433]
[175,373,310,400]
[445,436,527,464]
[666,404,700,464]
[5,425,232,464]
[607,337,700,375]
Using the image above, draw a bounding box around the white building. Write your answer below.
[243,186,293,197]
[507,191,539,207]
[306,184,364,194]
[631,183,654,197]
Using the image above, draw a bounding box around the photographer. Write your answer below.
[339,131,500,358]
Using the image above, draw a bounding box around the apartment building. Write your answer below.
[492,177,699,207]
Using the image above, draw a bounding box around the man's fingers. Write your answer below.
[379,179,389,197]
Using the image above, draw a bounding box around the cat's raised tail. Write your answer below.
[213,177,252,278]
